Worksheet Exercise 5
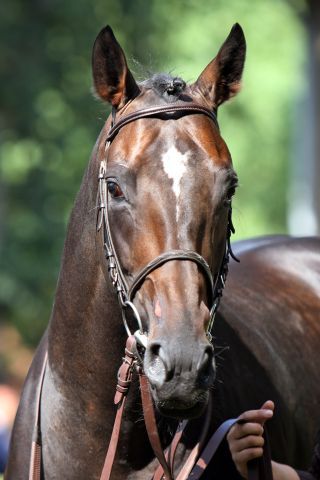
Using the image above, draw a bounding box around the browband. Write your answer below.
[106,103,219,142]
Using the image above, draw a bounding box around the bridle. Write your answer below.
[29,102,242,480]
[97,102,239,349]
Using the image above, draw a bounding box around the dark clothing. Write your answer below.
[297,471,317,480]
[297,430,320,480]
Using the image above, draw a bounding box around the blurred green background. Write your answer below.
[0,0,314,353]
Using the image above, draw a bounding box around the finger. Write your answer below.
[228,422,264,441]
[259,401,274,426]
[260,400,274,412]
[238,408,273,424]
[233,447,264,465]
[229,434,265,454]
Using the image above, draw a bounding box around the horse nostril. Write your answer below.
[149,342,161,358]
[146,342,172,387]
[197,345,214,380]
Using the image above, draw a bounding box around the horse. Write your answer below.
[5,24,320,480]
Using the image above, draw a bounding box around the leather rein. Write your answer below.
[29,103,272,480]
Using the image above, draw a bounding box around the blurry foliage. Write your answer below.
[0,0,307,345]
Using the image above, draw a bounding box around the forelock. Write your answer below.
[140,73,186,103]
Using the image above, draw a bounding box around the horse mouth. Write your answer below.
[155,396,208,419]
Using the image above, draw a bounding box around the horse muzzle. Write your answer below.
[144,338,216,419]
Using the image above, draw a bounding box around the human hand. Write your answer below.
[227,400,274,478]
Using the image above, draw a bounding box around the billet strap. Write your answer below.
[100,336,137,480]
[29,351,48,480]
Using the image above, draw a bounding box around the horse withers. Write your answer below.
[6,24,320,480]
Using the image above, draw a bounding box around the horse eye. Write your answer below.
[228,186,236,198]
[107,181,124,198]
[224,186,237,207]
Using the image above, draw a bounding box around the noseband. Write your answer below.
[97,102,238,348]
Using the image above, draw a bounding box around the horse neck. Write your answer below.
[48,142,126,404]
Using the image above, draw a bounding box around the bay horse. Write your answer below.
[5,24,320,480]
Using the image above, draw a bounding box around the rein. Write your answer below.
[28,102,272,480]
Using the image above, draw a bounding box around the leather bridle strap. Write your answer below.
[100,336,137,480]
[170,400,212,480]
[128,250,214,304]
[106,104,218,143]
[29,351,48,480]
[152,421,188,480]
[139,373,174,480]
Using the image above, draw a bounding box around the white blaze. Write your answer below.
[161,145,189,222]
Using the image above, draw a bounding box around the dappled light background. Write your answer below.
[0,0,310,356]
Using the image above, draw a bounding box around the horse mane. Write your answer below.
[140,73,186,102]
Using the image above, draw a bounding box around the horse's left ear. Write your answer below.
[193,24,246,108]
[92,25,140,108]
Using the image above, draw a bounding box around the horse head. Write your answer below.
[92,25,246,419]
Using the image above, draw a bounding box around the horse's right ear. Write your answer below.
[92,26,140,109]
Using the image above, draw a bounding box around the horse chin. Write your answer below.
[155,394,209,420]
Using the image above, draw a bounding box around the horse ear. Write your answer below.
[92,26,140,108]
[194,24,246,108]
